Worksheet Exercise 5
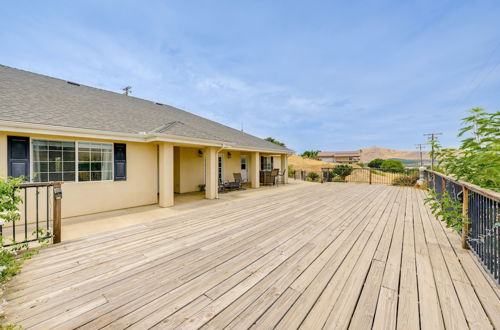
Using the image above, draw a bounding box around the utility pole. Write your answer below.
[415,144,425,166]
[424,133,442,171]
[122,86,132,96]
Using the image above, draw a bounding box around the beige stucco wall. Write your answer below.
[0,132,158,218]
[176,147,205,193]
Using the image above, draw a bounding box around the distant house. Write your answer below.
[0,65,291,218]
[317,150,361,164]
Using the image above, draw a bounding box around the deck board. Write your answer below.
[3,183,499,329]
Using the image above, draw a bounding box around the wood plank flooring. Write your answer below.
[3,183,500,329]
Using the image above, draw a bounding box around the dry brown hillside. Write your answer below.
[360,147,430,163]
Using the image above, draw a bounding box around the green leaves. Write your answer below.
[424,189,467,233]
[431,108,500,192]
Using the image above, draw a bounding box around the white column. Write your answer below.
[205,147,218,199]
[158,142,174,207]
[250,152,260,188]
[281,154,289,184]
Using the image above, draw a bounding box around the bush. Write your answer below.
[431,108,499,191]
[380,159,404,170]
[357,162,365,168]
[306,172,320,182]
[367,158,384,168]
[331,165,353,180]
[288,164,295,178]
[392,173,419,186]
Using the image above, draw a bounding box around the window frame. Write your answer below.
[76,141,114,183]
[29,137,115,183]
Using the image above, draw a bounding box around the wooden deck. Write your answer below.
[3,183,500,329]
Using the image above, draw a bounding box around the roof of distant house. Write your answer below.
[0,65,290,153]
[318,150,361,157]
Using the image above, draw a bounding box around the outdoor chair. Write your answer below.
[233,173,245,190]
[277,169,286,185]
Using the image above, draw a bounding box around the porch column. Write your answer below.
[159,142,174,207]
[205,147,218,199]
[281,154,289,184]
[250,152,260,188]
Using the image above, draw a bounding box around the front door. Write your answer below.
[240,155,248,182]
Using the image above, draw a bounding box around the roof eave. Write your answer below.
[0,121,292,154]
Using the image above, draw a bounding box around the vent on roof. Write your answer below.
[67,81,80,86]
[156,102,164,106]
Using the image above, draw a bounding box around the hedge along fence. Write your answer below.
[425,170,500,285]
[321,167,419,186]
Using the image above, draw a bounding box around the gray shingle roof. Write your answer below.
[0,65,290,153]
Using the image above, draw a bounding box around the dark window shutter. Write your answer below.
[8,136,30,180]
[114,143,126,181]
[271,157,274,169]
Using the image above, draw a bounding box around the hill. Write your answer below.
[360,147,430,163]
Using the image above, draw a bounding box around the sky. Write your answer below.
[1,1,499,153]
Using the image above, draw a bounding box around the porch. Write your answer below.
[3,183,500,329]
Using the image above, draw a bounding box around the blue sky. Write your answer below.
[1,1,499,153]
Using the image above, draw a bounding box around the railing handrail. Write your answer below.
[18,181,63,188]
[425,170,500,202]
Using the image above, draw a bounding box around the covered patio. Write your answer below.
[3,183,499,329]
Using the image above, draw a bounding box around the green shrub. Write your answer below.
[430,108,499,191]
[392,173,419,186]
[331,165,353,180]
[367,158,384,168]
[380,159,404,170]
[306,172,320,182]
[357,162,365,168]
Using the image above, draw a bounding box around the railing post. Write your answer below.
[52,182,62,244]
[369,169,372,185]
[461,186,469,249]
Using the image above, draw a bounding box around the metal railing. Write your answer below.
[1,182,62,247]
[426,170,499,284]
[321,167,419,185]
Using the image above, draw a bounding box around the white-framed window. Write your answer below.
[260,156,273,171]
[32,140,76,182]
[77,142,113,182]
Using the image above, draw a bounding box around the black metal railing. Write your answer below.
[426,170,499,284]
[321,167,419,185]
[1,182,62,247]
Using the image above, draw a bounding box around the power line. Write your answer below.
[424,133,442,171]
[415,144,426,167]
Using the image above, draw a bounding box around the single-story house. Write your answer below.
[317,150,361,164]
[0,65,292,218]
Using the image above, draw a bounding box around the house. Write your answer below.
[0,65,291,218]
[317,150,361,164]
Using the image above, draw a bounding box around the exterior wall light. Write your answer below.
[198,149,204,157]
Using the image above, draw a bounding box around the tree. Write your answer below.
[265,137,286,147]
[301,150,320,160]
[331,165,353,180]
[381,159,404,170]
[431,108,499,191]
[367,158,384,168]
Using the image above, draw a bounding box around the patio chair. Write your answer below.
[270,169,279,186]
[260,170,273,185]
[277,169,287,185]
[233,173,245,190]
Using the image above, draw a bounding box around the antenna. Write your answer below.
[423,133,442,170]
[415,143,426,167]
[241,123,244,132]
[122,86,132,96]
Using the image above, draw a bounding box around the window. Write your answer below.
[32,140,75,182]
[260,156,273,171]
[78,142,113,181]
